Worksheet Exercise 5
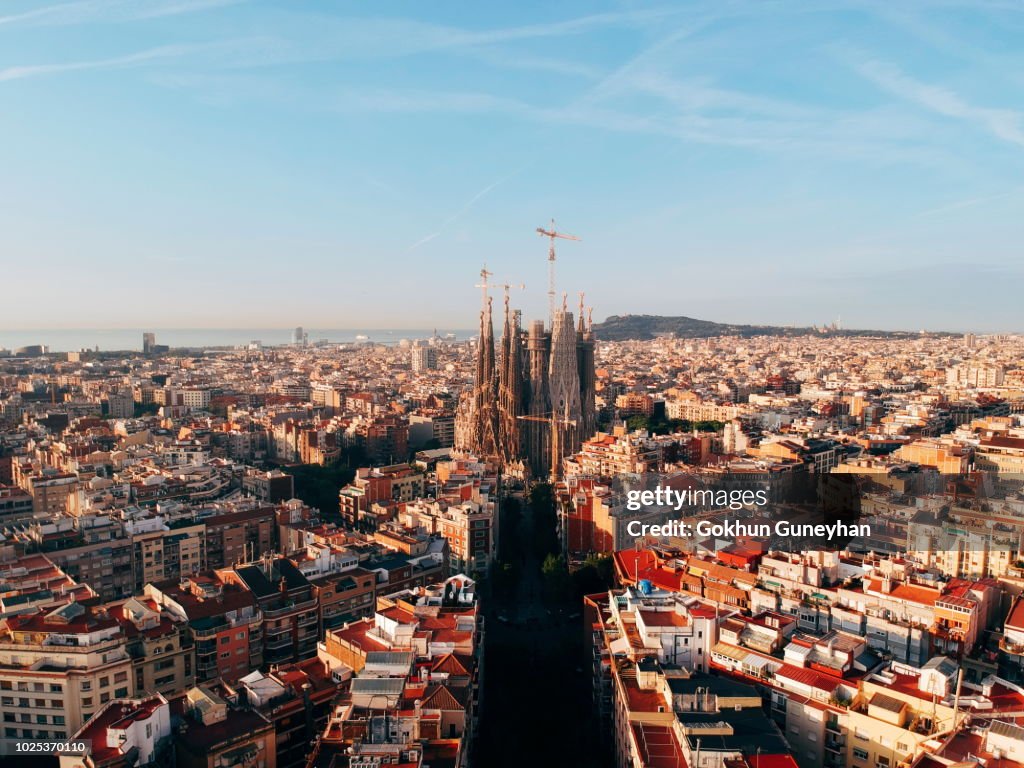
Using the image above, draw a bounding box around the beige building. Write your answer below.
[892,439,969,474]
[0,602,135,755]
[129,523,206,592]
[112,597,195,698]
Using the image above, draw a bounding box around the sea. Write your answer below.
[0,328,476,353]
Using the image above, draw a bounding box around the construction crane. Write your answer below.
[536,219,580,324]
[474,264,494,312]
[499,281,525,308]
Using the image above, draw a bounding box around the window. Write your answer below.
[81,681,92,692]
[82,698,92,707]
[220,636,230,645]
[49,684,62,693]
[114,672,128,683]
[853,747,869,762]
[114,687,128,698]
[99,677,110,688]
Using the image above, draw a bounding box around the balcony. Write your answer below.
[265,634,292,651]
[1001,636,1024,655]
[263,598,317,620]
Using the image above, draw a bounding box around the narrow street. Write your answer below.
[475,493,607,767]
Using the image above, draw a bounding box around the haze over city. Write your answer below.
[2,0,1023,331]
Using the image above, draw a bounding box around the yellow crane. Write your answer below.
[536,219,580,323]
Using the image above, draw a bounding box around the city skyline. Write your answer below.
[3,0,1024,331]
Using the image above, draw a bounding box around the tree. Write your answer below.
[571,554,615,596]
[541,554,571,603]
[528,482,559,558]
[133,402,160,417]
[283,461,356,519]
[490,559,519,602]
[499,496,522,552]
[626,415,649,432]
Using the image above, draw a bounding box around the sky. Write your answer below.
[1,0,1023,333]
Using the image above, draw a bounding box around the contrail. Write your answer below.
[403,167,524,254]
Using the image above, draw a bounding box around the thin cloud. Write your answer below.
[404,170,522,255]
[0,0,244,27]
[404,232,441,255]
[0,40,254,83]
[913,186,1024,218]
[854,57,1024,147]
[198,8,684,70]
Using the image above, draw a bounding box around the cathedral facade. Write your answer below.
[456,292,597,480]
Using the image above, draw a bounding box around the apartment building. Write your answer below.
[0,602,135,755]
[145,573,263,685]
[128,522,206,592]
[110,596,195,698]
[222,556,318,666]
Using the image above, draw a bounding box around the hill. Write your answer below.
[592,314,942,341]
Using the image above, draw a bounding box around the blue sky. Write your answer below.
[1,0,1023,332]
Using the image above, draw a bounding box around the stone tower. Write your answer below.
[548,303,582,476]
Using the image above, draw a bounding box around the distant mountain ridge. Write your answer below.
[592,314,946,341]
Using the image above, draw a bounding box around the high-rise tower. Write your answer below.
[497,295,524,465]
[455,271,501,458]
[524,319,551,477]
[577,299,597,441]
[548,300,582,473]
[473,296,499,457]
[456,260,597,480]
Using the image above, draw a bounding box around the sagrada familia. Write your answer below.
[455,282,597,480]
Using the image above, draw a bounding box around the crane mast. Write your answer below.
[535,219,580,326]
